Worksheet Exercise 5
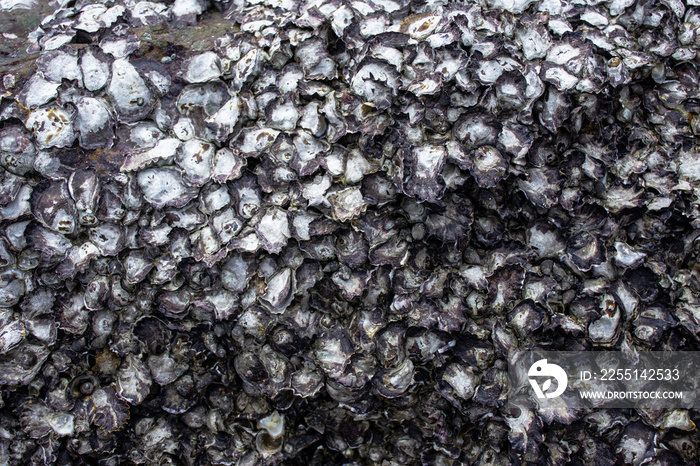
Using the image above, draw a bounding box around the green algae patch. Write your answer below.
[134,11,239,61]
[0,4,53,87]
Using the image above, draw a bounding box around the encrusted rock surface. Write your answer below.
[0,0,699,464]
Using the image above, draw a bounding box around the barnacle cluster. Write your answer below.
[0,0,700,464]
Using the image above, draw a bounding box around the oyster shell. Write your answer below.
[108,58,154,122]
[25,106,75,149]
[137,167,199,208]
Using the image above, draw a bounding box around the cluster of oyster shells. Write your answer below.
[0,0,700,464]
